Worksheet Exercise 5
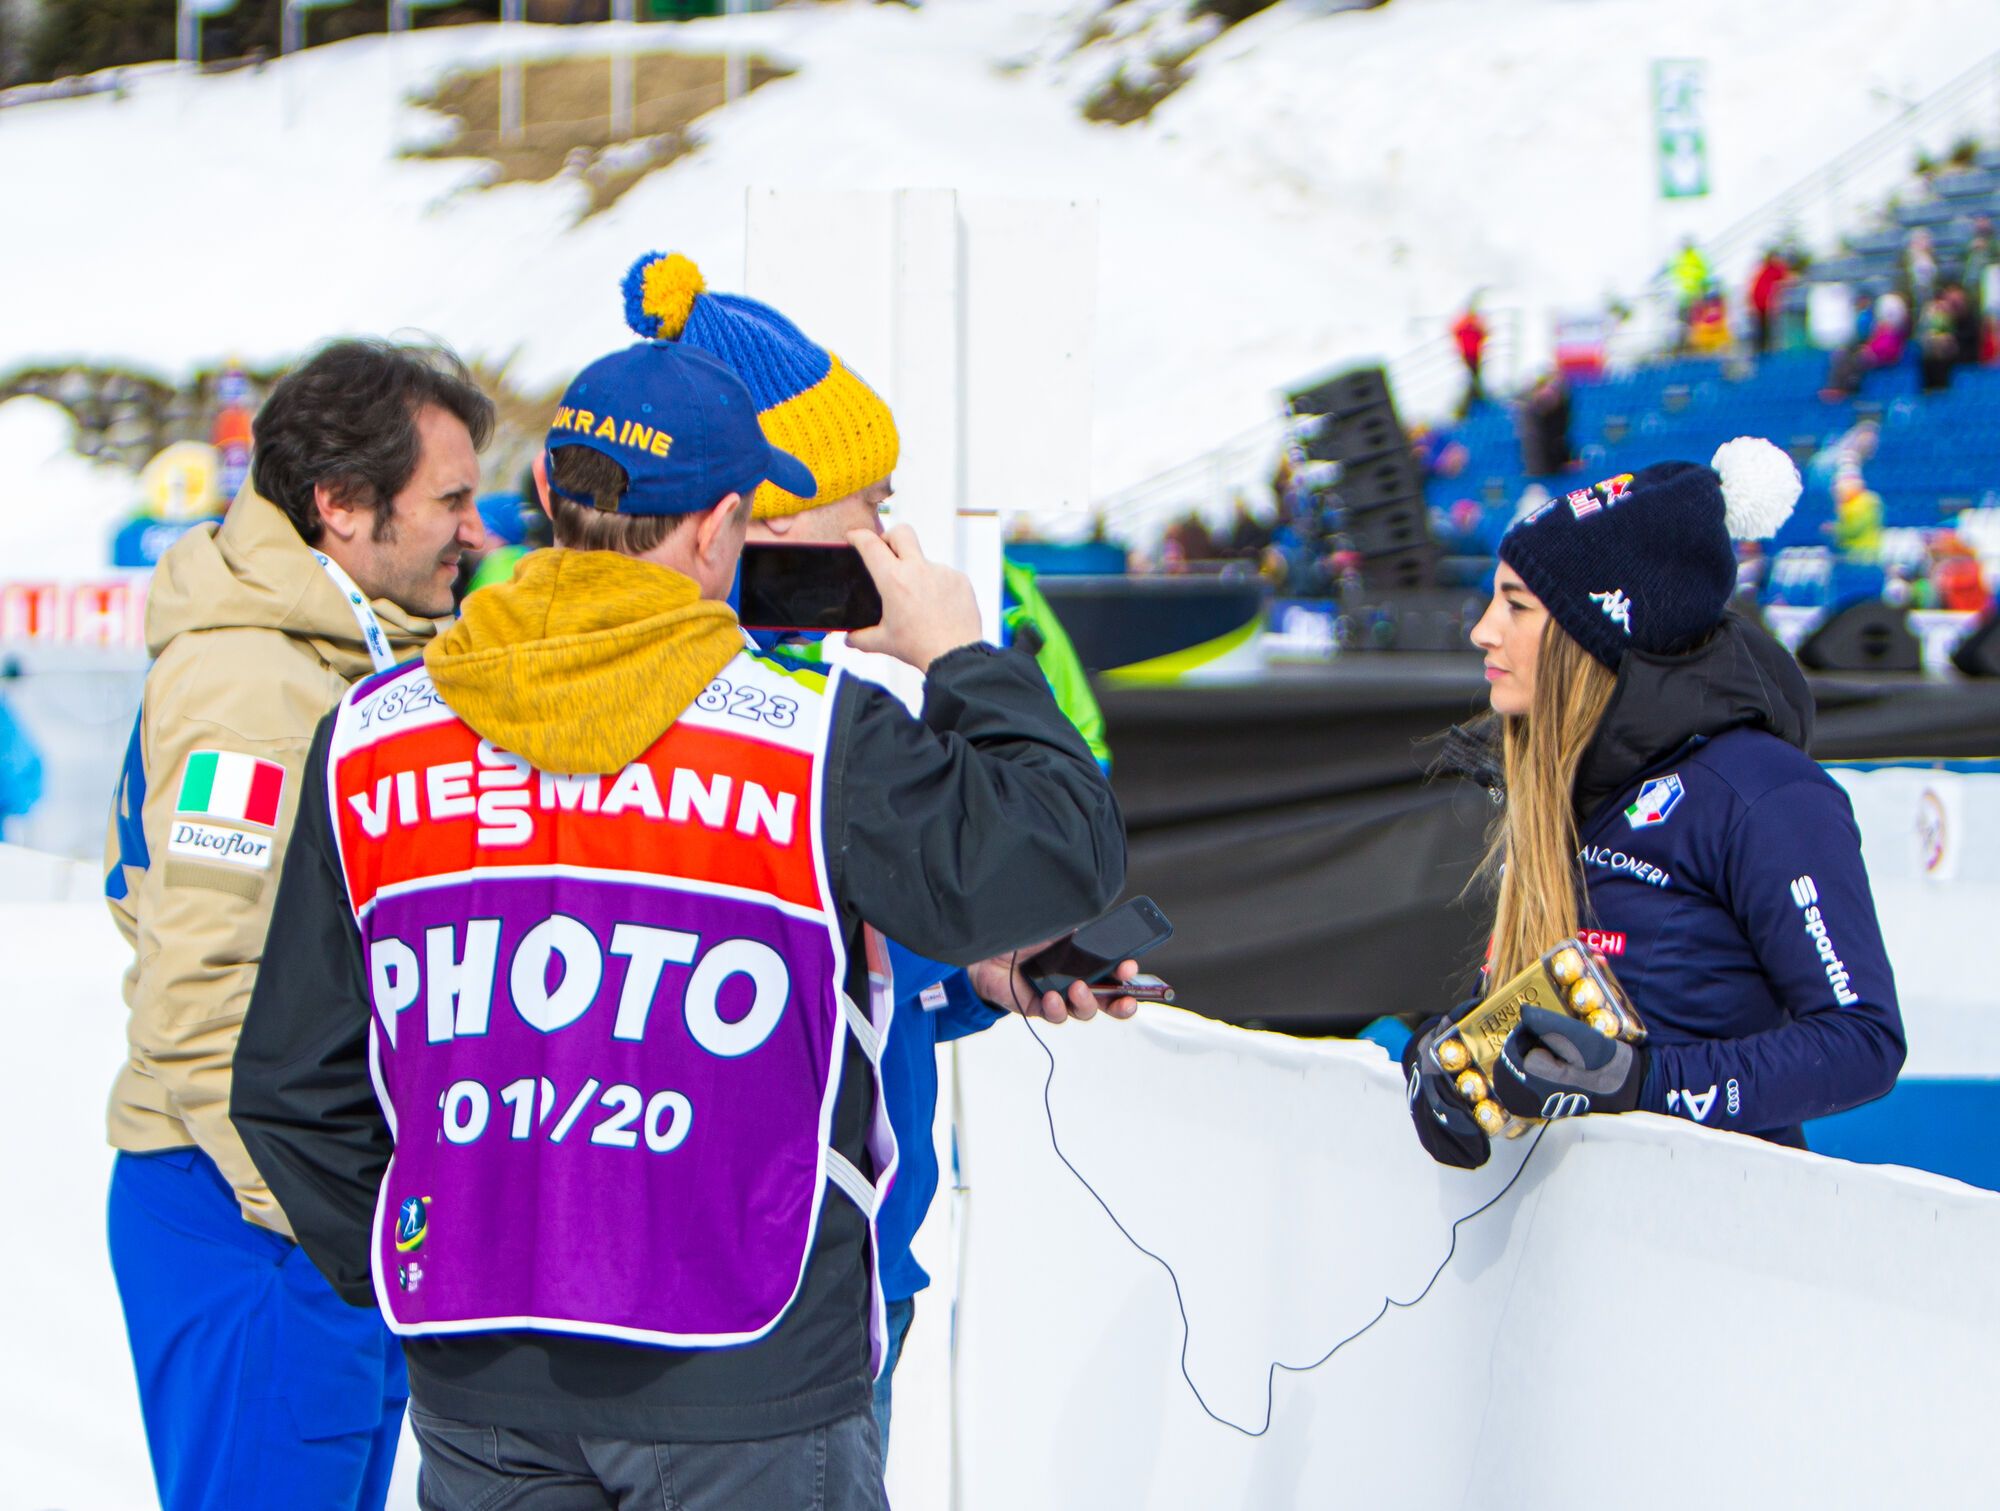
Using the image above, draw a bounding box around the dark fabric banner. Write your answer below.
[1102,659,2000,1030]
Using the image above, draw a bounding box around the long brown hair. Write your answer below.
[1481,617,1619,984]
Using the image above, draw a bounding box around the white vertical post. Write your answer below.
[499,0,525,145]
[723,0,747,103]
[500,60,524,144]
[957,195,1097,639]
[744,187,963,575]
[610,0,635,139]
[743,188,1095,642]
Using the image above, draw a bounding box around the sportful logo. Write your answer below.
[1625,773,1684,830]
[1590,589,1634,633]
[1541,1091,1590,1119]
[1791,875,1861,1006]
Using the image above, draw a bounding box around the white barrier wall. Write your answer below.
[938,1008,1999,1509]
[1831,762,2000,1076]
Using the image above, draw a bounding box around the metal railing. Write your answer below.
[1094,312,1520,542]
[1609,44,2000,364]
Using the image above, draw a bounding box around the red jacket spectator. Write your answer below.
[1453,308,1487,368]
[1749,252,1792,353]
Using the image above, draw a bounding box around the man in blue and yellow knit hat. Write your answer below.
[623,250,1110,762]
[623,251,1129,1458]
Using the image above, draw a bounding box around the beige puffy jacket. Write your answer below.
[104,490,446,1235]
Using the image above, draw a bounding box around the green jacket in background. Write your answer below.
[1002,558,1110,771]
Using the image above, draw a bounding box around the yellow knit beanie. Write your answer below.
[623,251,900,518]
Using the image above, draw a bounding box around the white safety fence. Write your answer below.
[908,1008,1996,1509]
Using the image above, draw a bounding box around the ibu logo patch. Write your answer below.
[395,1196,431,1253]
[1625,773,1684,830]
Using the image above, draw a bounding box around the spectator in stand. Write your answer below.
[1950,273,1984,369]
[1903,226,1940,312]
[1968,220,1999,363]
[1452,298,1488,417]
[1687,282,1733,355]
[1734,540,1769,604]
[1749,248,1793,355]
[1823,292,1908,399]
[1518,370,1574,476]
[1670,237,1712,345]
[1222,496,1275,561]
[1829,475,1884,562]
[1918,290,1960,392]
[1931,534,1990,612]
[1162,512,1217,572]
[1410,421,1468,482]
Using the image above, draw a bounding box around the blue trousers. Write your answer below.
[869,1296,917,1460]
[108,1147,408,1511]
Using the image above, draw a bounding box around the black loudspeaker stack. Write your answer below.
[1795,600,1923,674]
[1286,365,1437,594]
[1950,607,2000,676]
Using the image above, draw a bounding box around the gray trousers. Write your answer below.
[410,1406,885,1511]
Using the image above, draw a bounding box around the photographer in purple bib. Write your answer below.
[619,249,1144,1459]
[1405,440,1905,1169]
[231,321,1128,1509]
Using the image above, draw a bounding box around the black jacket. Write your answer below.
[232,643,1125,1441]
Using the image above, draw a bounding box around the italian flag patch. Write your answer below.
[176,751,285,829]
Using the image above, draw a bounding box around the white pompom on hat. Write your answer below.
[1712,436,1802,541]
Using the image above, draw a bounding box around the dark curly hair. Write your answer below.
[251,339,495,544]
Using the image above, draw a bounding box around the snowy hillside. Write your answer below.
[5,0,2000,514]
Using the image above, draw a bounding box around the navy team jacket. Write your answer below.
[1560,614,1904,1146]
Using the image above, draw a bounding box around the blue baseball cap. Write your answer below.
[544,341,817,516]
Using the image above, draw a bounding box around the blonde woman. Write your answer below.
[1404,442,1905,1169]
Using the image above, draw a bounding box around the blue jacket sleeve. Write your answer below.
[882,938,1001,1043]
[1638,777,1905,1131]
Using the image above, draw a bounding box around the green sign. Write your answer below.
[1653,59,1709,200]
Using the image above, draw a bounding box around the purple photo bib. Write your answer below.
[326,653,893,1351]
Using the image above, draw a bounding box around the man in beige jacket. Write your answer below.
[103,340,493,1511]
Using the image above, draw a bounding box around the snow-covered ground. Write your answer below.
[3,857,179,1511]
[0,849,430,1510]
[0,398,141,577]
[5,0,2000,531]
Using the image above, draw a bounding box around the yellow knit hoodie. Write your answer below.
[425,548,744,775]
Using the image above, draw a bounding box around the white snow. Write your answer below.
[0,398,140,577]
[2,867,163,1511]
[5,0,2000,520]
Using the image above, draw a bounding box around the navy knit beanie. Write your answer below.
[1497,437,1801,669]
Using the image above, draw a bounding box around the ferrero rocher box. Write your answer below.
[1429,939,1646,1140]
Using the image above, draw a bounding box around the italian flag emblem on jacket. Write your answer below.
[176,751,285,829]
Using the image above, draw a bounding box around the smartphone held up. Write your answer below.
[1023,896,1175,1001]
[737,543,884,632]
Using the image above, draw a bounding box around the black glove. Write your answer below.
[1491,1005,1649,1121]
[1401,1017,1490,1170]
